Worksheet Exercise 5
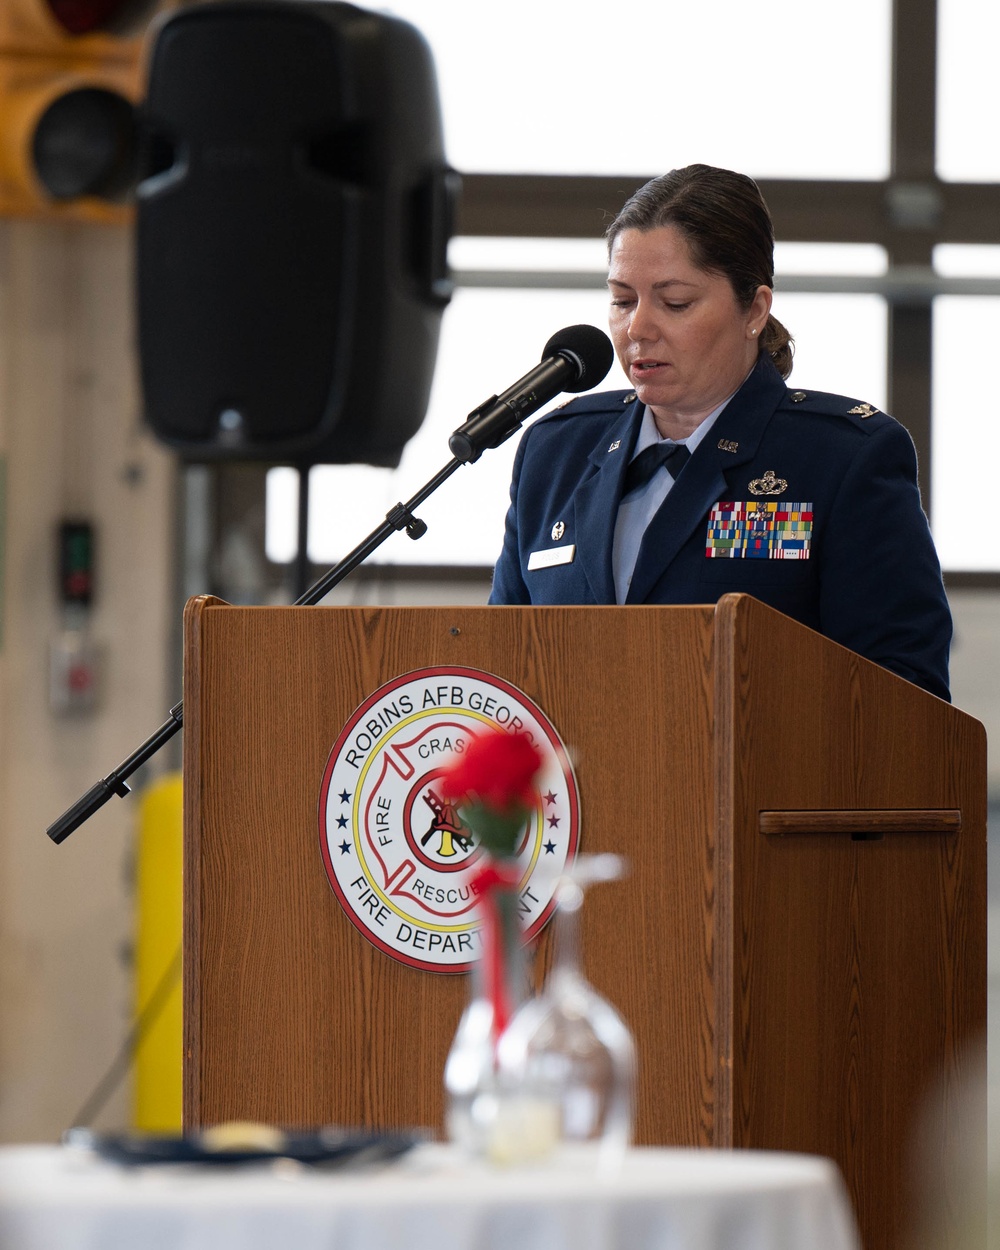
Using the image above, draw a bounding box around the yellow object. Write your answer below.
[0,0,166,223]
[200,1122,286,1154]
[133,772,183,1132]
[0,54,140,221]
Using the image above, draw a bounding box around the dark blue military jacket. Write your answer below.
[489,354,952,701]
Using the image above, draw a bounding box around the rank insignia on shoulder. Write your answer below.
[847,402,878,418]
[623,392,636,404]
[748,469,788,496]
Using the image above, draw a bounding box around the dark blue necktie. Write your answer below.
[622,442,691,497]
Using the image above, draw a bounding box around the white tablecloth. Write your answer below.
[0,1143,860,1250]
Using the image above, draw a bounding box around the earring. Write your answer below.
[751,328,758,337]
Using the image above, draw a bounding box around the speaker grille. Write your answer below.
[137,1,455,464]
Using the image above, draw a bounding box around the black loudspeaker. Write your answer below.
[136,0,457,464]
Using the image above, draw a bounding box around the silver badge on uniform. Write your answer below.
[748,470,789,496]
[551,521,566,541]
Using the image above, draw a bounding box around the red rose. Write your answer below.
[440,729,542,814]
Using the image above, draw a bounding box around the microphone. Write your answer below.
[449,324,614,463]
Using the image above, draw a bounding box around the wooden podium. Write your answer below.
[183,593,986,1250]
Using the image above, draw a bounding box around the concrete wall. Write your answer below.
[0,219,175,1142]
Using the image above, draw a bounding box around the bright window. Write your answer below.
[931,295,1000,570]
[937,0,1000,181]
[380,0,891,180]
[269,286,628,568]
[267,244,889,568]
[930,246,1000,570]
[773,293,887,412]
[935,245,1000,277]
[931,247,1000,570]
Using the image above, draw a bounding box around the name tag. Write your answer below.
[528,544,577,571]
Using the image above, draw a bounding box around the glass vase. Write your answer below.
[495,853,637,1170]
[444,872,549,1162]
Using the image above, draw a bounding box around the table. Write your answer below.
[0,1143,860,1250]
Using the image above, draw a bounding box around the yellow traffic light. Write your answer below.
[0,0,167,222]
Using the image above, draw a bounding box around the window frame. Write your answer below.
[204,0,999,593]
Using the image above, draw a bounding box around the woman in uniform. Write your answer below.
[489,164,951,701]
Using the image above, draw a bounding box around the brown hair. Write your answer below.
[606,164,794,378]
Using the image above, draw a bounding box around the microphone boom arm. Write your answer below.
[46,454,465,844]
[46,322,614,844]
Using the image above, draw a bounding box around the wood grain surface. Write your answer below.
[184,599,719,1146]
[758,809,963,836]
[715,593,986,1250]
[184,594,986,1250]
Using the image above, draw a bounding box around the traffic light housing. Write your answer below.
[0,0,167,221]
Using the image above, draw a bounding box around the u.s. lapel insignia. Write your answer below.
[748,469,788,496]
[551,521,566,541]
[608,439,621,453]
[718,439,739,453]
[847,402,878,418]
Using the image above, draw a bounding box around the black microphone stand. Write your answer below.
[46,401,513,845]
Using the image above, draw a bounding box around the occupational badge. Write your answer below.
[319,667,579,973]
[551,521,566,541]
[748,469,788,496]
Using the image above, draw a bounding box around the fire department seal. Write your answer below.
[319,667,579,973]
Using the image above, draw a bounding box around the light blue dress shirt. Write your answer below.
[612,397,734,604]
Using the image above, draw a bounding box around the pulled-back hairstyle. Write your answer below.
[606,165,793,378]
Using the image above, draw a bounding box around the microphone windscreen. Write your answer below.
[542,324,615,394]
